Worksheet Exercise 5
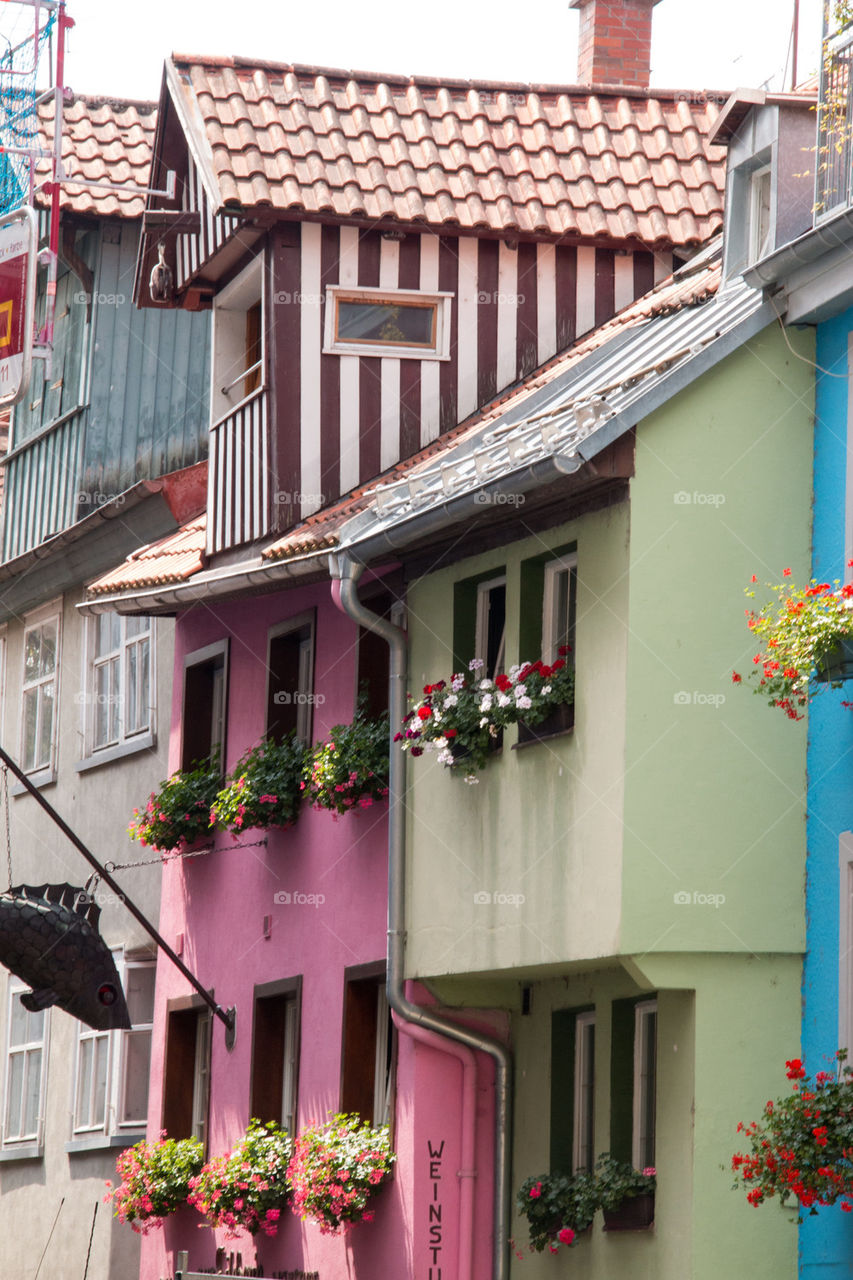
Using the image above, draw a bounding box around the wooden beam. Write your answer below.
[142,209,201,234]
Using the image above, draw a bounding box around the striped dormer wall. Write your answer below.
[207,222,672,554]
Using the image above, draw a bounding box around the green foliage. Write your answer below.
[515,1157,654,1253]
[188,1119,291,1238]
[211,735,307,833]
[128,756,221,852]
[732,1054,853,1213]
[303,709,390,814]
[106,1134,204,1233]
[593,1153,656,1210]
[733,571,853,719]
[287,1113,395,1236]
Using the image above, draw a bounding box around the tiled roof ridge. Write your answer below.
[62,92,158,113]
[172,52,729,100]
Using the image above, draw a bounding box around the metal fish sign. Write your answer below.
[0,883,131,1030]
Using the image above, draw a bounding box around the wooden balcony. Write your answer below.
[2,409,85,561]
[207,386,270,555]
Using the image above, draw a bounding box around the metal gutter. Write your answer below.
[744,205,853,289]
[331,553,513,1280]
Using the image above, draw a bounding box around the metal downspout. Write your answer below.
[330,553,513,1280]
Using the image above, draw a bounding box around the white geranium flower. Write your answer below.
[514,683,527,699]
[516,695,532,710]
[497,693,512,708]
[542,685,552,695]
[479,716,489,728]
[469,658,485,671]
[479,678,494,690]
[480,694,493,711]
[444,693,458,707]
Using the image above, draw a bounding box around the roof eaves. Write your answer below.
[165,54,224,214]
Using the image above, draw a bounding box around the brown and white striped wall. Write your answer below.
[209,221,673,553]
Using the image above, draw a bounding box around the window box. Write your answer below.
[516,701,575,747]
[323,286,453,360]
[602,1191,655,1231]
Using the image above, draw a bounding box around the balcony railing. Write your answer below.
[207,386,270,555]
[1,408,85,561]
[817,8,853,216]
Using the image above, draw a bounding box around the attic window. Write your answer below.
[323,286,452,360]
[748,165,772,265]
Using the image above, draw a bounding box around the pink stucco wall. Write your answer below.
[137,582,501,1280]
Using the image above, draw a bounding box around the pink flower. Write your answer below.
[642,1167,656,1177]
[557,1227,575,1245]
[529,1182,542,1199]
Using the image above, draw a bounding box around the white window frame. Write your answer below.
[81,615,156,762]
[542,553,578,665]
[2,985,49,1148]
[323,285,453,360]
[191,1012,212,1145]
[475,575,507,678]
[210,254,264,427]
[373,984,392,1127]
[632,999,657,1170]
[838,834,853,1053]
[748,164,773,265]
[71,953,155,1138]
[281,995,298,1136]
[572,1010,595,1175]
[20,601,61,781]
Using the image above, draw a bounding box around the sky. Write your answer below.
[50,0,825,104]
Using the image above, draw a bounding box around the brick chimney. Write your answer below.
[569,0,663,88]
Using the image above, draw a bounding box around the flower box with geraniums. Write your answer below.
[731,1053,853,1216]
[128,757,221,853]
[211,735,306,836]
[105,1133,204,1234]
[516,1169,598,1254]
[286,1113,395,1236]
[397,648,574,781]
[303,707,390,815]
[595,1155,656,1230]
[732,568,853,720]
[187,1119,291,1239]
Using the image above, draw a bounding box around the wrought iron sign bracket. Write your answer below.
[0,741,237,1048]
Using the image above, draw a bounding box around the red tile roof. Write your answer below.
[168,54,726,247]
[86,515,206,596]
[36,95,156,219]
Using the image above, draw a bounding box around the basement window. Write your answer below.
[323,286,452,360]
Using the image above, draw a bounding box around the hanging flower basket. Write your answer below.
[128,757,221,853]
[187,1119,291,1239]
[211,736,306,835]
[733,569,853,719]
[106,1134,204,1234]
[286,1114,395,1236]
[303,709,390,814]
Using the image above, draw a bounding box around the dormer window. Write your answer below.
[748,165,772,264]
[323,286,452,360]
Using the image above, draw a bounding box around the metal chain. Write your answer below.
[3,767,10,891]
[105,835,269,873]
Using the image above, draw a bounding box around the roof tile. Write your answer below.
[36,95,156,218]
[168,55,729,247]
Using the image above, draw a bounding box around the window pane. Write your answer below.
[25,1007,43,1044]
[95,613,120,658]
[9,995,27,1048]
[24,629,40,683]
[122,1029,152,1124]
[22,688,38,772]
[125,966,155,1026]
[23,1047,41,1136]
[92,1036,108,1127]
[37,684,54,770]
[76,1037,93,1127]
[127,637,150,736]
[125,615,147,639]
[39,622,56,677]
[6,1052,23,1136]
[337,299,435,347]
